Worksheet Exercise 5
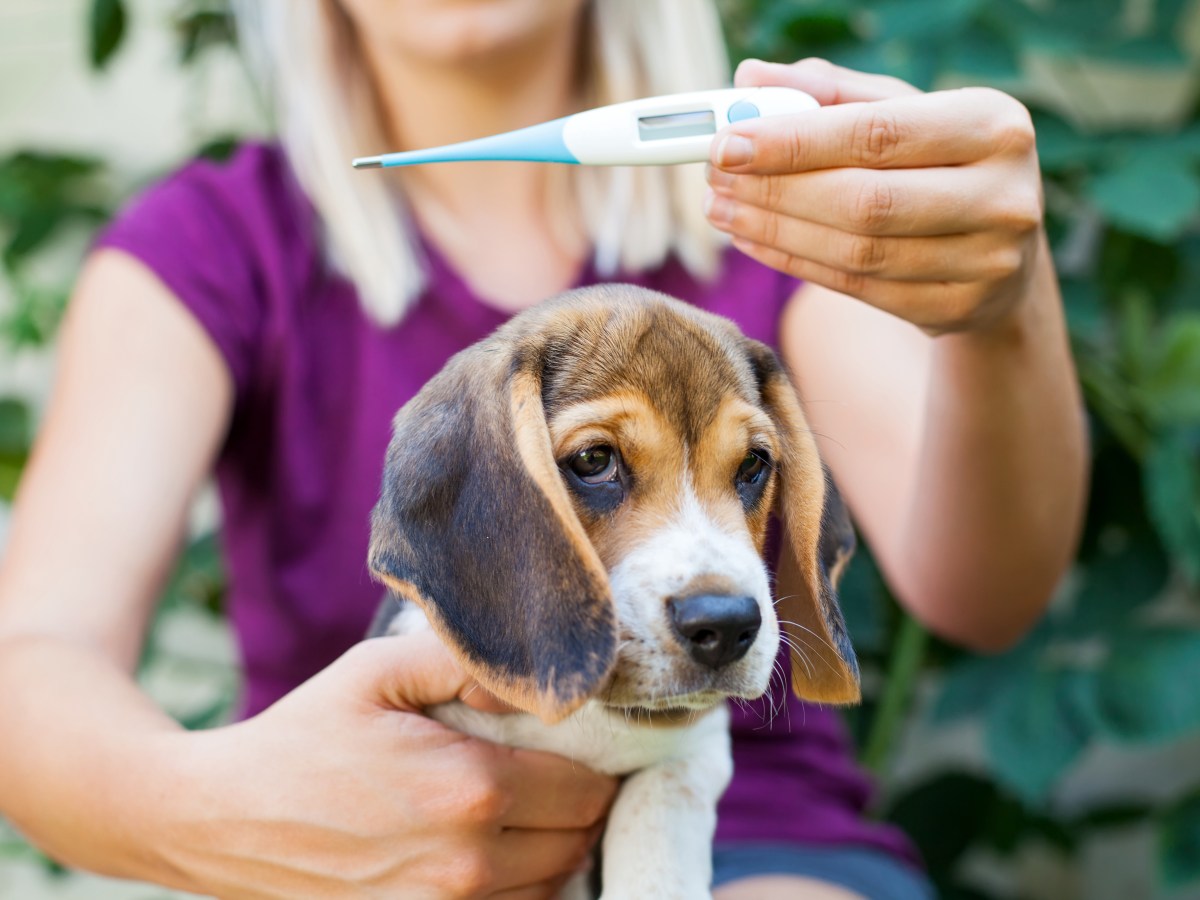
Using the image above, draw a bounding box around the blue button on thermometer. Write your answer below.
[352,87,816,169]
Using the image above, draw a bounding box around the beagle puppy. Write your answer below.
[367,284,860,899]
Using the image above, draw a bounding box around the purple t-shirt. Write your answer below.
[98,143,917,864]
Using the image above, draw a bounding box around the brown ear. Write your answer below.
[367,328,616,722]
[749,341,861,705]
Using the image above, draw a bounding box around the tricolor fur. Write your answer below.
[367,285,859,899]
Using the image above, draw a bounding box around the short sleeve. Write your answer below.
[93,146,285,399]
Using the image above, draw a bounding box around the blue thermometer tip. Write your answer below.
[352,117,577,169]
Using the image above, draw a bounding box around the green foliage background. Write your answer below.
[1,1,1199,897]
[717,1,1200,897]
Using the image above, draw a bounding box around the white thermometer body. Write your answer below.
[352,87,818,169]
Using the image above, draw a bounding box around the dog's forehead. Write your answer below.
[522,290,761,438]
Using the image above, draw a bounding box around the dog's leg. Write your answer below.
[598,705,732,900]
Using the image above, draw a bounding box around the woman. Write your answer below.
[0,1,1086,897]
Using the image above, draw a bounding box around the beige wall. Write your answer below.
[0,0,261,174]
[0,0,263,412]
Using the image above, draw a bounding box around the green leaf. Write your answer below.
[1060,278,1106,343]
[160,531,225,614]
[884,771,997,873]
[983,665,1093,805]
[831,39,941,91]
[0,151,112,272]
[1,281,69,350]
[1117,288,1155,385]
[1096,230,1183,319]
[947,24,1020,79]
[0,398,31,457]
[1143,430,1200,580]
[0,397,30,501]
[195,136,241,164]
[89,0,128,71]
[859,0,982,42]
[1093,628,1200,742]
[1143,316,1200,425]
[932,648,1031,724]
[3,209,64,269]
[1033,113,1115,170]
[175,683,238,731]
[1087,155,1200,243]
[1160,791,1200,888]
[836,541,888,654]
[1068,511,1170,635]
[177,9,237,64]
[1086,36,1189,67]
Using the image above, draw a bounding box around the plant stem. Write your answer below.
[862,610,929,775]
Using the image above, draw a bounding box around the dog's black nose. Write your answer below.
[668,594,761,670]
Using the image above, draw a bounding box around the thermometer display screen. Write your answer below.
[637,110,716,142]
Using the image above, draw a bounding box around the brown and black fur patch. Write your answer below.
[746,342,861,704]
[368,285,860,718]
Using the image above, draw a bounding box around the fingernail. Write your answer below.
[730,236,759,255]
[703,189,734,226]
[706,166,734,190]
[715,134,754,168]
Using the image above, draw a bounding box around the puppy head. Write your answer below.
[368,285,858,721]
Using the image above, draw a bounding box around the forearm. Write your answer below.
[0,634,198,891]
[892,232,1088,649]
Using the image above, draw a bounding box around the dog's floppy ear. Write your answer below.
[367,328,616,723]
[747,341,861,705]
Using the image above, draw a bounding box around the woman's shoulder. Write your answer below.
[114,141,315,254]
[94,141,324,400]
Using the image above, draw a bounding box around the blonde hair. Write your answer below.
[233,0,731,326]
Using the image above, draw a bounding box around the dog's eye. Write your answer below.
[569,445,618,484]
[737,449,769,485]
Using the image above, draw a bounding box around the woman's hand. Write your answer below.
[704,58,1045,335]
[155,631,616,899]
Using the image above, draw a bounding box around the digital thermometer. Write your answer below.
[351,87,818,169]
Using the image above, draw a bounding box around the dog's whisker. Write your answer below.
[775,618,840,657]
[777,633,815,679]
[779,629,844,679]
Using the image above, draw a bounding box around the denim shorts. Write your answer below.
[712,843,936,900]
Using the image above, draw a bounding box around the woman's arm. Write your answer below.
[0,249,235,880]
[781,249,1085,651]
[0,251,613,897]
[706,59,1088,651]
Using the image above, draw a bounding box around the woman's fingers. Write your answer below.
[489,744,617,830]
[734,57,921,104]
[489,826,596,890]
[713,56,1046,334]
[728,236,1004,333]
[711,88,1034,174]
[707,204,1021,284]
[706,164,1042,237]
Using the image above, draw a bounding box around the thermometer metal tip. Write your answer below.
[351,157,383,169]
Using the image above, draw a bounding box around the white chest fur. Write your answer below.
[432,698,730,778]
[382,602,734,898]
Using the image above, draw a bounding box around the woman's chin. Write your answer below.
[342,0,587,69]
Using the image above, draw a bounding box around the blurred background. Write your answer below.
[1,1,1198,898]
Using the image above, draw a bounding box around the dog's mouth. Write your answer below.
[599,664,770,713]
[619,689,725,710]
[609,703,711,725]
